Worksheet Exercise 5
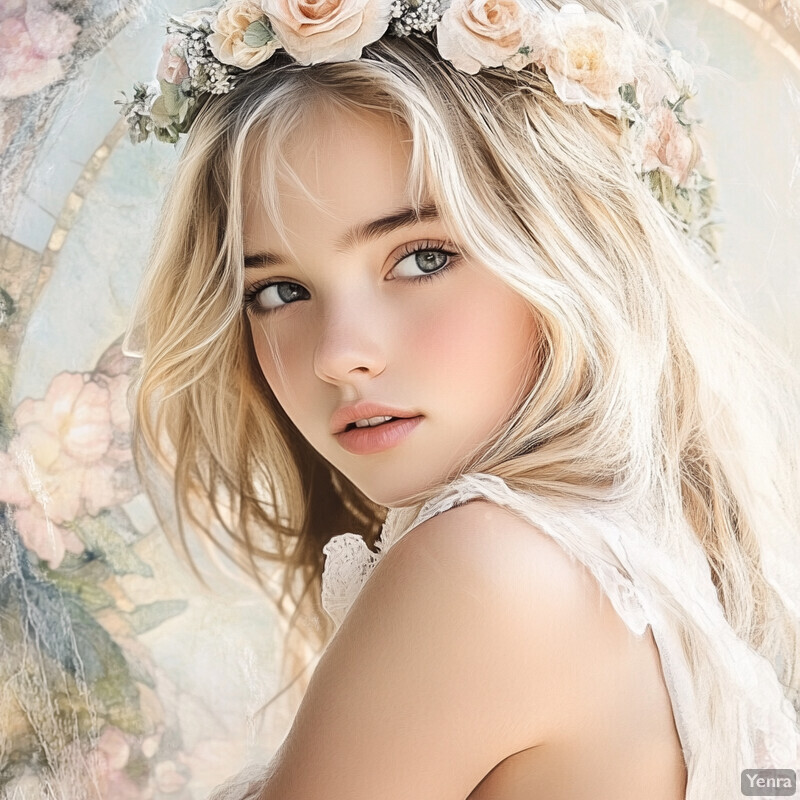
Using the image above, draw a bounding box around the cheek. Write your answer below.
[250,321,300,400]
[418,282,532,386]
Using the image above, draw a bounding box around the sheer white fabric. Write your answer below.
[209,471,800,800]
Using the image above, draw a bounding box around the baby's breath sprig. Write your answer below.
[167,15,242,95]
[389,0,445,37]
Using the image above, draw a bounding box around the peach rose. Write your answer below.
[540,3,636,114]
[0,447,84,568]
[0,369,139,567]
[208,0,281,69]
[641,105,699,187]
[156,33,189,85]
[260,0,392,65]
[436,0,542,75]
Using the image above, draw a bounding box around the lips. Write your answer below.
[335,415,424,455]
[329,401,421,435]
[344,416,398,431]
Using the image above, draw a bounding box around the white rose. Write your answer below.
[208,0,281,69]
[540,4,637,115]
[436,0,542,75]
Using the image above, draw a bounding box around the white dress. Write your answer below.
[209,471,800,800]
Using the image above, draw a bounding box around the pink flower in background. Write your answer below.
[90,726,145,800]
[15,372,114,466]
[156,33,190,85]
[0,369,138,568]
[641,104,699,186]
[0,0,80,99]
[0,447,84,567]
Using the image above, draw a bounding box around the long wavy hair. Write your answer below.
[127,0,800,730]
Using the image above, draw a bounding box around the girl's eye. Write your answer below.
[390,241,460,281]
[244,281,309,314]
[243,240,460,315]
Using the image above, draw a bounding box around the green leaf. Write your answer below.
[155,125,181,144]
[71,513,153,577]
[157,79,184,117]
[619,83,637,107]
[673,187,692,221]
[125,599,188,635]
[176,95,192,125]
[149,95,173,128]
[645,170,663,201]
[40,569,115,612]
[659,170,677,205]
[54,550,113,583]
[0,287,16,327]
[243,18,276,48]
[668,92,690,115]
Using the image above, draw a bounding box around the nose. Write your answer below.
[313,300,387,385]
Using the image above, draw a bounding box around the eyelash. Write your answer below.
[242,240,460,316]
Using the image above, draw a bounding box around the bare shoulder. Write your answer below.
[388,497,586,593]
[370,496,646,737]
[260,495,649,799]
[386,497,608,634]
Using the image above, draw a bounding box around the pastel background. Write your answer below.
[0,0,798,798]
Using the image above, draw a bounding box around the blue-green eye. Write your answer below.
[246,281,309,313]
[243,240,461,316]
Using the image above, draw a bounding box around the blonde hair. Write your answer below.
[128,0,800,730]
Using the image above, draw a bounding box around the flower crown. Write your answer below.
[118,0,719,257]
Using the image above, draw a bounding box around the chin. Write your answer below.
[348,467,444,510]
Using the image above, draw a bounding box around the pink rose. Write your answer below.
[156,33,189,85]
[436,0,542,75]
[0,0,79,99]
[96,726,131,771]
[260,0,392,65]
[0,447,84,568]
[0,369,139,567]
[89,726,146,800]
[15,372,114,465]
[208,0,281,69]
[539,3,637,115]
[0,17,62,98]
[24,0,80,58]
[641,105,699,186]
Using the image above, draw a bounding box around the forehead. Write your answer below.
[241,107,418,254]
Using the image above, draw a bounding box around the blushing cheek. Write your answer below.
[412,300,479,376]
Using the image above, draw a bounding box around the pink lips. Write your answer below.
[335,415,424,455]
[330,400,421,435]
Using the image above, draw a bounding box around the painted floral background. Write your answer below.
[0,0,799,798]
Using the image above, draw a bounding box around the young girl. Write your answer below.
[121,0,800,797]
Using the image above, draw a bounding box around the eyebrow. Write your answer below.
[244,203,440,269]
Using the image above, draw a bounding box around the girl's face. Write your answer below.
[242,108,538,507]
